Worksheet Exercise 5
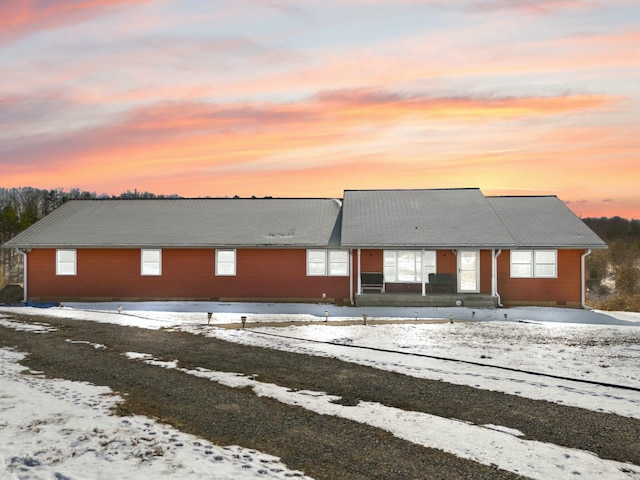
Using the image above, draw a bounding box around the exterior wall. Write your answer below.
[26,248,351,303]
[26,247,587,307]
[479,250,492,294]
[497,249,585,307]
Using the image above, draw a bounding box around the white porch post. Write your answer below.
[357,248,362,295]
[421,249,426,296]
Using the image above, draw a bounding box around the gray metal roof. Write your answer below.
[4,198,343,248]
[340,189,516,248]
[486,196,607,248]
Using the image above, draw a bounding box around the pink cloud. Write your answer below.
[0,0,150,44]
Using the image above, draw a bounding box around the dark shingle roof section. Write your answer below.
[5,198,343,248]
[340,189,516,248]
[487,196,607,248]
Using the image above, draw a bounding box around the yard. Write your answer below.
[1,304,639,479]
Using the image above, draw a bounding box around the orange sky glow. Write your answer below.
[1,0,639,219]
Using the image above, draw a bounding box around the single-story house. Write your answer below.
[3,188,606,308]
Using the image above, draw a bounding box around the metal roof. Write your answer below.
[486,196,607,248]
[4,198,343,248]
[340,189,516,248]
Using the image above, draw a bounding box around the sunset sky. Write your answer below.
[1,0,639,218]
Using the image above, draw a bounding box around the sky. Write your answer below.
[1,0,639,219]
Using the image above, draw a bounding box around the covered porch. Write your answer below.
[352,248,503,308]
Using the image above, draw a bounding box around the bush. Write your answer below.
[593,292,640,312]
[615,265,640,296]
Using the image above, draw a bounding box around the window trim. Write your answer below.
[510,249,557,278]
[56,249,77,276]
[141,249,162,276]
[216,249,237,276]
[307,249,349,277]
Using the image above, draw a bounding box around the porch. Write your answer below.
[355,292,498,308]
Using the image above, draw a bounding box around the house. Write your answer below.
[3,189,606,308]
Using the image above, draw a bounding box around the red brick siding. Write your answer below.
[497,249,584,306]
[27,248,350,302]
[359,249,383,272]
[479,250,492,294]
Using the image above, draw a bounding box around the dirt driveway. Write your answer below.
[1,312,639,480]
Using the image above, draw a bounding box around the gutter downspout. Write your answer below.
[493,249,503,307]
[581,249,592,309]
[16,248,28,304]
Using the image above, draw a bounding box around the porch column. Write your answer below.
[357,248,362,295]
[421,249,426,296]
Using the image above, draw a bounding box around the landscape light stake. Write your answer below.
[504,313,508,321]
[324,310,329,322]
[363,313,368,325]
[414,311,419,320]
[449,314,454,324]
[207,312,213,325]
[117,306,122,314]
[241,316,247,328]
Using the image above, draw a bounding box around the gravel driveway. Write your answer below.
[2,312,639,480]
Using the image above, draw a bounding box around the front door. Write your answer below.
[458,250,479,293]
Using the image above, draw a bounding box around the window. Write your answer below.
[56,249,76,275]
[510,250,557,278]
[329,250,349,276]
[141,249,162,276]
[534,250,557,278]
[384,250,436,283]
[216,249,236,276]
[307,249,349,276]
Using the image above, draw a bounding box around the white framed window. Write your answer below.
[141,249,162,276]
[534,250,557,278]
[329,250,349,276]
[510,251,532,278]
[56,249,77,276]
[510,250,557,278]
[216,249,236,276]
[384,250,436,283]
[307,249,349,276]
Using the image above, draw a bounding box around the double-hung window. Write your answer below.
[216,249,236,276]
[141,249,162,276]
[384,250,436,283]
[56,249,77,276]
[307,250,349,276]
[510,250,557,278]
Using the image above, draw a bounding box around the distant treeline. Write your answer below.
[582,216,640,242]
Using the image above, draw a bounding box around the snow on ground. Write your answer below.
[0,348,312,480]
[1,303,640,479]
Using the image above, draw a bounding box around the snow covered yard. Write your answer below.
[1,303,640,479]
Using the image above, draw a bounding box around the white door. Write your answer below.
[458,250,479,293]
